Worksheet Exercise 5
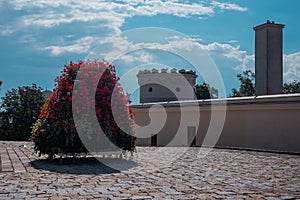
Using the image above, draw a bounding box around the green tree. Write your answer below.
[194,82,218,99]
[283,80,300,94]
[0,84,45,141]
[231,70,255,97]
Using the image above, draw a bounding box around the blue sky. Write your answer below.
[0,0,299,103]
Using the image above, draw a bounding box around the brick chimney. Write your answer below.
[254,20,285,95]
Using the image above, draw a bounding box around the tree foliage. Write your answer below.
[0,84,45,141]
[231,70,255,97]
[194,82,218,99]
[283,80,300,94]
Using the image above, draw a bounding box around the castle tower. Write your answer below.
[254,20,285,95]
[137,68,197,103]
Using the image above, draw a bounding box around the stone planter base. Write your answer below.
[57,150,134,165]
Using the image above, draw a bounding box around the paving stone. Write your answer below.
[0,141,299,199]
[265,197,282,200]
[131,195,152,199]
[216,191,237,195]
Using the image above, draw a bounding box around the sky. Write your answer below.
[0,0,299,103]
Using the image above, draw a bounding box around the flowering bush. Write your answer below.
[31,60,136,158]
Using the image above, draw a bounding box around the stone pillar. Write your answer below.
[254,20,285,95]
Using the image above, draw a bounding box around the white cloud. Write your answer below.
[118,50,154,64]
[44,36,95,55]
[196,42,254,71]
[52,34,155,64]
[4,0,249,59]
[43,32,300,85]
[89,34,254,73]
[237,54,254,71]
[284,52,300,83]
[4,0,253,73]
[10,0,247,30]
[12,0,214,29]
[211,1,247,12]
[202,41,300,82]
[0,26,13,36]
[94,36,156,64]
[228,40,238,43]
[23,13,75,28]
[135,1,215,17]
[93,34,254,71]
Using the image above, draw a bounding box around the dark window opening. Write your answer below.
[188,126,196,147]
[151,134,157,146]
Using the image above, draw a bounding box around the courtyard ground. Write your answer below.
[0,141,299,199]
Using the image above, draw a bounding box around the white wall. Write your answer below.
[132,94,300,153]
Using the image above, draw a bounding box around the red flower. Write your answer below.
[32,60,135,155]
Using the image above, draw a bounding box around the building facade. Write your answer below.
[131,21,300,153]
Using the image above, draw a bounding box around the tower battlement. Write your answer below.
[137,68,197,103]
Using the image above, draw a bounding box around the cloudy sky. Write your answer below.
[0,0,299,103]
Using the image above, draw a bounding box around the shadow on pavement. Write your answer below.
[31,157,138,175]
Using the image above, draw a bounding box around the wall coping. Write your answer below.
[137,68,196,75]
[131,93,300,108]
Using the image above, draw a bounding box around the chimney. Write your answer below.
[253,20,285,95]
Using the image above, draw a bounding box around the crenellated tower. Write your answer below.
[137,68,197,103]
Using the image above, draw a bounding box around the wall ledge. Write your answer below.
[131,93,300,108]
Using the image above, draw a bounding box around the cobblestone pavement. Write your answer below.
[0,141,299,199]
